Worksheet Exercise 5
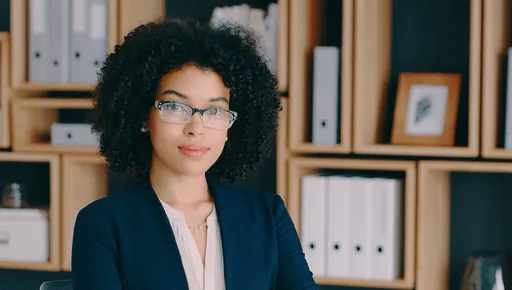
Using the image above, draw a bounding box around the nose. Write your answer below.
[183,112,204,136]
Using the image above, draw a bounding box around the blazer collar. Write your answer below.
[206,174,251,289]
[138,174,251,289]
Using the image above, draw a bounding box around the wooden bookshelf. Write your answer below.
[0,152,60,271]
[480,0,512,159]
[351,0,481,157]
[0,32,10,148]
[288,157,416,289]
[416,160,512,290]
[288,0,353,154]
[61,153,108,271]
[10,97,98,153]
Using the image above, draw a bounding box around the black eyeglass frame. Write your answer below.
[153,100,238,127]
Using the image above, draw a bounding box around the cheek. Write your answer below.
[206,131,228,150]
[150,122,183,146]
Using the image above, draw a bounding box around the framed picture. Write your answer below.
[390,72,461,146]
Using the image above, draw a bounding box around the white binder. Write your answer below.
[325,175,351,277]
[28,0,49,83]
[300,174,328,276]
[368,177,403,280]
[47,0,70,83]
[347,177,372,279]
[311,46,340,145]
[70,0,108,84]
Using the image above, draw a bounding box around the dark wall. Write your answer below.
[0,0,509,290]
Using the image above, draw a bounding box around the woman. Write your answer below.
[71,17,318,290]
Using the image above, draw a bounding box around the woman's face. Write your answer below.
[148,64,232,178]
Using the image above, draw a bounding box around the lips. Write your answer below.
[177,145,209,157]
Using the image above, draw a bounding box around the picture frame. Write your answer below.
[390,72,461,146]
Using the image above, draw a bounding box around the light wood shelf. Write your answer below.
[352,0,482,158]
[416,160,512,290]
[0,32,10,148]
[481,0,512,159]
[61,153,108,271]
[288,0,353,154]
[288,157,417,289]
[0,152,60,271]
[10,97,98,153]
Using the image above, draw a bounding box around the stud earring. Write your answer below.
[140,127,147,133]
[225,136,228,142]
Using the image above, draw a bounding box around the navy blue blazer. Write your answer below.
[71,174,319,290]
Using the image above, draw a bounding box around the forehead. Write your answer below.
[157,65,230,101]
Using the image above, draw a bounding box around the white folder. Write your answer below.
[311,46,340,146]
[70,0,108,84]
[47,0,70,83]
[368,177,403,280]
[300,174,328,276]
[325,175,351,277]
[28,0,49,83]
[347,176,372,279]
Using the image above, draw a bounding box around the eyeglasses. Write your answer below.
[154,100,238,130]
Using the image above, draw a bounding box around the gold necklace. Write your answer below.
[189,220,207,234]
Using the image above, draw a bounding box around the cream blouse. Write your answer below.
[159,199,225,290]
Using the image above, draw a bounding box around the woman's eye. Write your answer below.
[169,103,184,111]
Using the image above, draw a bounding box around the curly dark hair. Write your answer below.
[90,17,281,184]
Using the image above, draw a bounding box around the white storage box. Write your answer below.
[0,208,49,262]
[51,123,100,147]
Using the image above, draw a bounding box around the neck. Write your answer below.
[149,157,210,206]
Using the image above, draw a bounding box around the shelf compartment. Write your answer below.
[288,0,353,154]
[416,160,512,290]
[480,0,512,159]
[288,157,416,289]
[11,97,98,153]
[9,0,119,91]
[0,32,9,148]
[0,152,60,271]
[352,0,482,157]
[61,153,108,271]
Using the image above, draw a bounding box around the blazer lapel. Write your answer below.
[207,175,254,290]
[137,178,189,289]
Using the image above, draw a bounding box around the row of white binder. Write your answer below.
[301,173,404,280]
[210,3,278,74]
[311,46,341,146]
[28,0,108,84]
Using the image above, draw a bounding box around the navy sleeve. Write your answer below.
[273,194,320,290]
[71,205,123,290]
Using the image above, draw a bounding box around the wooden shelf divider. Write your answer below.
[0,32,10,148]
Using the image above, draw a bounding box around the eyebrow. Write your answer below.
[162,89,229,104]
